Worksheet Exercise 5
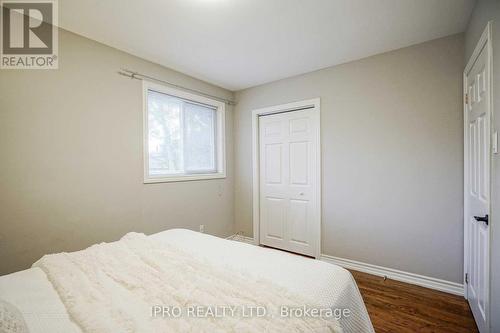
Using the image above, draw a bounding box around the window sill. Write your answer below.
[144,172,226,184]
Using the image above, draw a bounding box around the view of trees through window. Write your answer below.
[147,90,216,177]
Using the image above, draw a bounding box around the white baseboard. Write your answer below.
[320,254,464,296]
[224,236,463,296]
[225,234,256,245]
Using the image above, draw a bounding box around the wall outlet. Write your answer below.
[199,225,205,233]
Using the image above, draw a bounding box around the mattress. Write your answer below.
[0,229,374,332]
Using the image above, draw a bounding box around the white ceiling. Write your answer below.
[59,0,475,91]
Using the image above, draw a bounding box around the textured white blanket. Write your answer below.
[33,233,342,333]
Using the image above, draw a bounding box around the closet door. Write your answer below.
[259,108,318,257]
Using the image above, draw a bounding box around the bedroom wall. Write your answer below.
[233,34,464,283]
[465,0,500,330]
[0,29,235,275]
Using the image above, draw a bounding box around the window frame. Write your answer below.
[143,81,226,183]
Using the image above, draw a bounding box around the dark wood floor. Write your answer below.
[350,270,478,333]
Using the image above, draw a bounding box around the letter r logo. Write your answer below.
[1,1,54,54]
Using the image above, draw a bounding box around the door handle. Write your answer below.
[473,214,489,226]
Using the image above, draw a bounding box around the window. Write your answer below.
[143,82,225,183]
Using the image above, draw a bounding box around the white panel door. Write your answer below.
[259,109,318,257]
[465,40,490,333]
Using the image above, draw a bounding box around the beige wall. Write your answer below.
[0,25,467,287]
[0,29,235,275]
[234,34,464,283]
[465,1,500,330]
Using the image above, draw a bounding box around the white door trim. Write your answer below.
[251,98,321,258]
[463,21,492,322]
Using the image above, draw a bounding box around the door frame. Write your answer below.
[251,98,321,258]
[463,21,492,316]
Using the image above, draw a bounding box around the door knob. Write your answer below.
[473,214,489,226]
[299,192,304,196]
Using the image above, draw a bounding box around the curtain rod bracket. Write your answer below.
[118,68,236,105]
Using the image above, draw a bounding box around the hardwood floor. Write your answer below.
[350,270,478,333]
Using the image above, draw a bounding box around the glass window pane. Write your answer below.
[147,90,183,176]
[184,102,216,173]
[147,89,218,178]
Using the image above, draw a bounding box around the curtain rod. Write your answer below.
[117,68,236,106]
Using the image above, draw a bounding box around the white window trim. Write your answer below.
[143,81,226,183]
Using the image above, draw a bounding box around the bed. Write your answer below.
[0,229,374,332]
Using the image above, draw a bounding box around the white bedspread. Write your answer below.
[33,232,341,333]
[0,229,374,333]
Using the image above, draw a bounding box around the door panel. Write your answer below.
[265,144,283,184]
[265,197,285,240]
[289,117,309,134]
[289,141,308,185]
[465,38,490,333]
[259,108,318,257]
[289,199,308,244]
[264,121,282,137]
[478,226,487,316]
[470,122,477,195]
[478,115,488,201]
